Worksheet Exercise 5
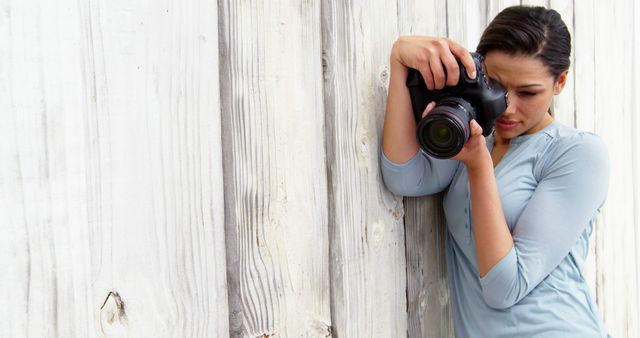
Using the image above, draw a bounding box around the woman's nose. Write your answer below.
[503,91,516,115]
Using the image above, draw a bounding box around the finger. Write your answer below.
[429,55,446,89]
[447,40,476,79]
[441,50,460,87]
[419,69,435,91]
[421,101,436,118]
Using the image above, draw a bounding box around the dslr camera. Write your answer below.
[406,52,507,159]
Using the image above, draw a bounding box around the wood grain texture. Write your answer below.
[84,0,230,335]
[219,1,331,337]
[633,1,640,334]
[0,3,95,336]
[487,0,521,21]
[396,0,447,37]
[520,0,549,7]
[1,0,639,337]
[573,0,596,133]
[549,0,576,126]
[0,0,230,337]
[520,0,576,129]
[592,1,639,337]
[321,0,407,336]
[573,0,599,304]
[396,1,452,337]
[447,0,487,50]
[404,196,453,338]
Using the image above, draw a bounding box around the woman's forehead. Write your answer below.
[483,51,554,87]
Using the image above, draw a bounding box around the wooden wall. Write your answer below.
[1,0,638,337]
[0,0,229,336]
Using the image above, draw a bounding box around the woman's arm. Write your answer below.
[467,157,515,277]
[380,36,475,196]
[452,121,515,277]
[381,51,420,163]
[456,127,610,309]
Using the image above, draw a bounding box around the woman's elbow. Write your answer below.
[482,292,519,310]
[382,178,415,197]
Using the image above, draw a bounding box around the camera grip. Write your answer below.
[406,68,432,124]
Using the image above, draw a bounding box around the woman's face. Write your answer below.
[483,51,568,141]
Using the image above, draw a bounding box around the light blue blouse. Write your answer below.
[381,121,610,337]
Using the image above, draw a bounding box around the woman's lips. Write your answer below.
[496,119,518,130]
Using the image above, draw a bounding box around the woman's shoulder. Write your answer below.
[535,122,609,175]
[545,122,607,154]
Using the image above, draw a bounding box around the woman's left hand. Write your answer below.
[451,120,492,170]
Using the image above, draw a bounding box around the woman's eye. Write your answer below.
[518,91,537,97]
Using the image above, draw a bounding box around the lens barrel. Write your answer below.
[416,98,473,159]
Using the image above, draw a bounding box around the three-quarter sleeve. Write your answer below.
[380,149,459,197]
[479,133,610,310]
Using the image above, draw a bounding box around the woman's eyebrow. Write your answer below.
[516,83,544,89]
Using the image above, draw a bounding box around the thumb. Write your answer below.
[470,119,483,136]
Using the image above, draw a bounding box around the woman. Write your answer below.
[381,6,610,337]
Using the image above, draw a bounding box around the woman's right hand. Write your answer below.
[391,36,476,90]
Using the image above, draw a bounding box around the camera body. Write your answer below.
[406,52,508,159]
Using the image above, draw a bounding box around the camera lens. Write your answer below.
[416,98,473,159]
[428,121,455,149]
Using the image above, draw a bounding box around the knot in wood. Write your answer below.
[379,65,390,88]
[100,291,128,335]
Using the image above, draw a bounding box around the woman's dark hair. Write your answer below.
[476,6,571,79]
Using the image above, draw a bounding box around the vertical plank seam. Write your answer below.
[319,1,337,337]
[571,0,577,128]
[591,0,600,308]
[445,0,450,38]
[635,3,640,337]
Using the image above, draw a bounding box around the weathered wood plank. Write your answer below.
[573,0,599,303]
[0,3,96,336]
[85,0,230,335]
[487,0,521,21]
[549,0,576,126]
[448,0,487,50]
[633,2,640,333]
[592,1,639,337]
[404,196,453,338]
[396,1,459,337]
[520,0,549,7]
[322,0,407,336]
[0,0,230,337]
[2,1,639,337]
[219,1,331,337]
[574,0,596,133]
[396,0,447,37]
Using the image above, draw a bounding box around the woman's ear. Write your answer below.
[553,70,569,95]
